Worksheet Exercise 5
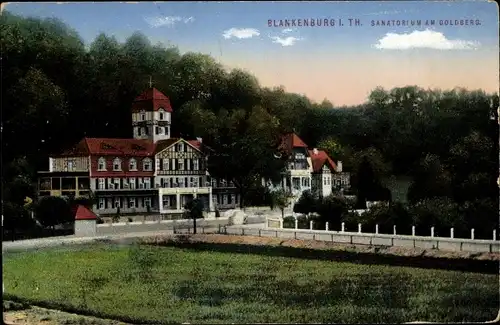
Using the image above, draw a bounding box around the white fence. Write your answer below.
[261,218,499,253]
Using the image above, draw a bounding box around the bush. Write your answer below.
[353,202,411,234]
[316,195,348,224]
[293,190,317,215]
[409,198,466,237]
[34,196,73,229]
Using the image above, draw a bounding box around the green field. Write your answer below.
[3,244,498,324]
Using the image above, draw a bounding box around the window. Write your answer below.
[163,159,170,171]
[143,177,151,189]
[193,159,199,171]
[178,177,184,188]
[113,158,122,171]
[128,197,136,208]
[155,127,162,135]
[138,128,142,136]
[98,178,105,190]
[178,159,184,171]
[156,158,161,171]
[114,198,121,209]
[129,178,136,189]
[159,112,164,120]
[129,159,137,171]
[162,195,169,207]
[144,127,149,135]
[141,113,146,121]
[178,142,184,152]
[98,198,105,209]
[67,160,74,171]
[323,178,327,185]
[98,157,106,171]
[114,178,120,189]
[143,158,152,171]
[144,197,151,208]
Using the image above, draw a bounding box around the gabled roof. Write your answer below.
[279,133,309,154]
[308,149,337,173]
[132,87,173,112]
[154,138,205,154]
[74,205,97,220]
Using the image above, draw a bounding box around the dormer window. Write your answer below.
[98,157,106,171]
[113,158,122,171]
[140,112,146,121]
[143,158,152,171]
[129,158,137,171]
[178,142,184,152]
[159,109,164,120]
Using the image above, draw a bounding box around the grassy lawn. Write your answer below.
[3,243,498,324]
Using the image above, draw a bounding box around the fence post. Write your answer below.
[494,229,497,241]
[279,219,283,229]
[431,227,434,238]
[471,228,474,240]
[393,225,397,235]
[412,226,415,236]
[295,218,298,229]
[450,228,454,239]
[341,222,345,233]
[325,222,329,231]
[375,224,379,234]
[310,220,313,230]
[358,223,362,234]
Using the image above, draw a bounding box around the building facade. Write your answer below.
[265,133,351,201]
[37,87,239,216]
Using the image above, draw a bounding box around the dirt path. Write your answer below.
[140,233,500,261]
[3,304,131,325]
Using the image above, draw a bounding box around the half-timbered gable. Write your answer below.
[154,138,207,176]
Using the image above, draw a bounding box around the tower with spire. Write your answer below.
[131,79,172,143]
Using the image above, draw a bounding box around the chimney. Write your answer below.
[313,148,319,155]
[196,137,202,143]
[336,161,343,172]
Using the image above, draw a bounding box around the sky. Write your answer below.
[4,1,499,106]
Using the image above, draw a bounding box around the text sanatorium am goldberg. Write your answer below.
[268,18,481,27]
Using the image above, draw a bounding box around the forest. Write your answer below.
[2,11,498,239]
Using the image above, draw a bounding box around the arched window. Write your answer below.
[143,158,152,171]
[140,111,146,121]
[159,108,164,120]
[113,157,122,171]
[98,157,106,171]
[129,158,137,171]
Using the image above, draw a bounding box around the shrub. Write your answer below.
[34,196,73,229]
[316,195,348,224]
[409,198,466,237]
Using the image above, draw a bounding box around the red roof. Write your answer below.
[308,149,337,173]
[86,138,155,156]
[131,88,173,112]
[74,205,97,220]
[280,133,309,153]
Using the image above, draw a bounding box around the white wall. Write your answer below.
[75,219,97,237]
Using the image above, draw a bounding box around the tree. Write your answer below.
[407,154,452,203]
[316,195,348,224]
[207,106,287,208]
[270,189,293,219]
[184,198,204,234]
[34,196,74,231]
[293,190,317,215]
[317,137,344,161]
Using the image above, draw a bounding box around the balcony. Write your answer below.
[95,183,154,191]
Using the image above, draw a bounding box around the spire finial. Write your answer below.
[149,76,153,88]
